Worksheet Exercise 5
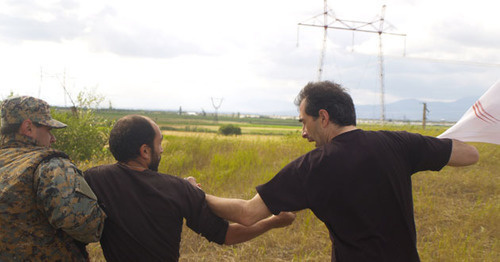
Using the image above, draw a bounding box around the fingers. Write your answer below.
[272,211,296,227]
[184,176,201,188]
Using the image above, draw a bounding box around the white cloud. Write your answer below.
[0,0,499,117]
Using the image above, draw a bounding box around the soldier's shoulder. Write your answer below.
[38,155,77,173]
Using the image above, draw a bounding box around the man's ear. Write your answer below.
[139,144,151,160]
[318,109,330,127]
[19,119,34,136]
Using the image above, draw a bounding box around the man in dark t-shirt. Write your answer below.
[84,115,295,261]
[200,81,479,261]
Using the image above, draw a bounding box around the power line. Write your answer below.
[328,49,500,68]
[298,2,406,123]
[387,54,500,68]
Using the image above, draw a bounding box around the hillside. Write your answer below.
[355,97,477,122]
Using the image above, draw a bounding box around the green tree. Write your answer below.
[52,89,113,162]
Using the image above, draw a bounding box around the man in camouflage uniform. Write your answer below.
[0,96,106,261]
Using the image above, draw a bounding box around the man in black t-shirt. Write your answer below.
[200,81,479,262]
[84,115,295,261]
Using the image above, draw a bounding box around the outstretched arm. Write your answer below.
[205,193,272,226]
[185,177,273,226]
[447,139,479,166]
[224,212,295,245]
[183,177,295,245]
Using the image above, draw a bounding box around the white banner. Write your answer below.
[438,80,500,145]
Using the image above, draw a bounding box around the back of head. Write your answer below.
[1,96,67,135]
[109,115,156,162]
[295,81,356,126]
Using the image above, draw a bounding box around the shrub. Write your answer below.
[51,90,114,162]
[218,124,241,136]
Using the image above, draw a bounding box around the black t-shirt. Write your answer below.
[256,129,452,262]
[84,163,228,262]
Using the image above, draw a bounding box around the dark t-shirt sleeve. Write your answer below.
[180,179,228,245]
[256,153,312,215]
[402,132,453,173]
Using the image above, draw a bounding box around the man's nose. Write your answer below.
[301,129,308,139]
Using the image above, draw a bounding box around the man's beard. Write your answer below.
[148,147,161,171]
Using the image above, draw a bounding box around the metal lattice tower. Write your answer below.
[298,2,406,123]
[211,97,224,122]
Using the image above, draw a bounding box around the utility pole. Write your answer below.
[317,0,328,81]
[422,102,429,129]
[298,0,332,81]
[298,2,406,123]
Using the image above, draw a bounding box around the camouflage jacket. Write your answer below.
[0,133,106,261]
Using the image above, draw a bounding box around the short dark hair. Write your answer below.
[294,81,356,126]
[108,115,156,162]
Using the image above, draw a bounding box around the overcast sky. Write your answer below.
[1,0,499,117]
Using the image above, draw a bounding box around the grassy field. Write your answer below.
[82,118,498,261]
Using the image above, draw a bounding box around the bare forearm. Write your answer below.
[224,220,272,245]
[206,194,247,224]
[224,212,296,245]
[447,139,479,166]
[206,194,272,226]
[187,175,271,225]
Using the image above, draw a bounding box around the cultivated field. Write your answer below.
[82,113,498,261]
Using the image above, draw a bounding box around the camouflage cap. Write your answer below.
[1,96,67,129]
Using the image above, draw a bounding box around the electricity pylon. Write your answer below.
[211,97,224,123]
[298,2,406,123]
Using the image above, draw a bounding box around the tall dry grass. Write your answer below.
[85,127,498,261]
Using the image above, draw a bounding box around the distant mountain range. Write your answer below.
[355,97,478,122]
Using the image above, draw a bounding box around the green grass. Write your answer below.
[93,108,303,137]
[84,124,498,261]
[94,108,302,127]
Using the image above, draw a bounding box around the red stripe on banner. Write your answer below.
[474,102,495,123]
[472,103,493,124]
[476,100,499,123]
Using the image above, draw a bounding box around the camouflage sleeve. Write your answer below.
[33,157,106,243]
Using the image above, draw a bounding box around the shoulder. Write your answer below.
[83,164,122,186]
[361,130,424,143]
[379,130,445,145]
[34,156,90,194]
[155,171,191,187]
[85,164,115,175]
[156,172,205,196]
[37,156,77,174]
[373,130,451,155]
